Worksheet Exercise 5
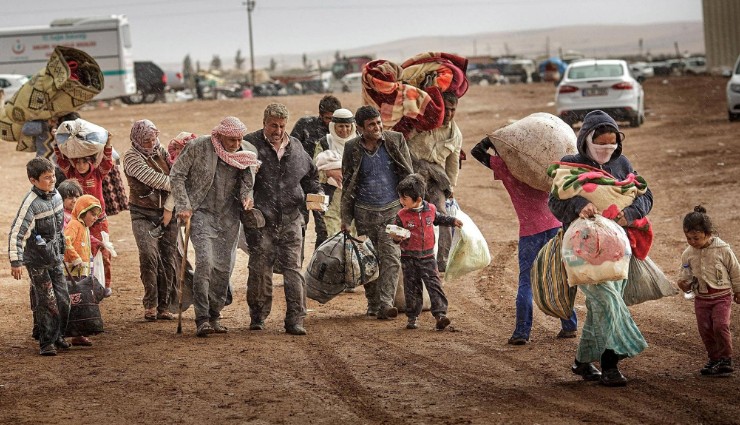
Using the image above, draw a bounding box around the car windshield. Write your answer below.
[567,64,623,79]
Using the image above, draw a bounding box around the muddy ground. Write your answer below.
[1,75,739,424]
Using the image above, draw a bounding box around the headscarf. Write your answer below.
[210,117,261,169]
[130,119,161,157]
[167,132,197,165]
[327,108,356,156]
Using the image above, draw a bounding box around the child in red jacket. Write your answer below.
[391,174,462,330]
[55,134,114,295]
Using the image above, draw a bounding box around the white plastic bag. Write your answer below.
[99,231,117,257]
[92,250,105,290]
[55,118,108,161]
[561,215,631,285]
[444,201,491,282]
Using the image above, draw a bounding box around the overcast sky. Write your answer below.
[1,0,702,68]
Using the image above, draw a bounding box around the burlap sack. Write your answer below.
[488,112,577,192]
[3,46,103,124]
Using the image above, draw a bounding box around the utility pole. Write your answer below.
[244,0,256,86]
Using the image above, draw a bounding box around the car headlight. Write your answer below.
[731,83,740,93]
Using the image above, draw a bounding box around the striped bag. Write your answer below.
[531,229,577,320]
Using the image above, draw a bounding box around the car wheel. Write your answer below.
[629,112,641,128]
[143,93,159,104]
[730,111,740,122]
[122,90,145,105]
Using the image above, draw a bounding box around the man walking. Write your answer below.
[244,103,323,336]
[341,105,413,319]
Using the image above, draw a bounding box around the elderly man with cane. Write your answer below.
[170,117,259,337]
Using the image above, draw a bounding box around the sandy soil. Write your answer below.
[1,75,739,425]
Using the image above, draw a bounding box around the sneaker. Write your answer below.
[39,344,57,356]
[285,325,307,336]
[700,360,720,376]
[249,321,265,331]
[406,317,419,330]
[196,322,214,338]
[103,288,113,298]
[571,361,602,381]
[557,329,577,339]
[55,338,71,350]
[344,287,356,293]
[210,320,228,334]
[435,315,451,330]
[600,368,628,387]
[377,306,398,320]
[156,311,175,320]
[507,336,528,345]
[716,358,734,374]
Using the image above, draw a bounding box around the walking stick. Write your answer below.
[176,216,191,334]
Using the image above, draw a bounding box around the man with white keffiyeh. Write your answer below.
[170,116,260,337]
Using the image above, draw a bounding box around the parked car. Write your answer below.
[682,56,707,75]
[122,61,167,104]
[629,62,654,82]
[556,59,645,128]
[727,55,740,122]
[165,70,186,92]
[0,74,30,105]
[339,72,363,93]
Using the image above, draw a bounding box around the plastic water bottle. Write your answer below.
[35,234,46,247]
[682,264,695,300]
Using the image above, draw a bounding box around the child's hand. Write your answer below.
[105,132,113,147]
[676,279,692,292]
[11,266,22,280]
[391,234,406,243]
[454,218,463,228]
[734,292,740,304]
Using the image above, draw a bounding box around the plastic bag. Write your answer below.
[92,250,105,292]
[55,118,108,161]
[305,232,379,304]
[444,201,491,282]
[623,256,678,306]
[531,229,577,320]
[561,216,631,285]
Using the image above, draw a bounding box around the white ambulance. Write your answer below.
[0,15,136,100]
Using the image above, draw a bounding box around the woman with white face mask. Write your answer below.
[548,110,654,388]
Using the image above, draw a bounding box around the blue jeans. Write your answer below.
[512,227,577,340]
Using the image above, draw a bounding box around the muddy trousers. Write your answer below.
[190,211,239,327]
[355,205,401,312]
[513,228,577,340]
[695,293,733,361]
[28,264,69,348]
[246,213,307,328]
[402,256,448,318]
[131,212,178,312]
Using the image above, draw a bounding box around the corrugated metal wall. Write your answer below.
[703,0,740,69]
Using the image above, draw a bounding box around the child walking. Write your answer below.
[391,174,462,330]
[678,205,740,375]
[9,157,70,356]
[63,194,104,346]
[55,133,114,296]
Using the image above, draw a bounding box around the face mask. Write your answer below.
[586,132,617,164]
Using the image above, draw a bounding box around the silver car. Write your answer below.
[0,74,29,105]
[556,59,645,128]
[727,55,740,122]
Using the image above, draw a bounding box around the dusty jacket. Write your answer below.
[244,129,322,226]
[170,136,253,213]
[341,131,413,226]
[407,121,462,187]
[8,186,65,268]
[123,146,171,210]
[64,195,101,277]
[680,236,740,297]
[548,111,652,230]
[395,201,457,258]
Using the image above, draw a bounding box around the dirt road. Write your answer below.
[1,76,739,424]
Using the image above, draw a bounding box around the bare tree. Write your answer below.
[210,55,222,71]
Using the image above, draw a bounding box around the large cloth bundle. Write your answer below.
[444,201,491,282]
[55,118,109,160]
[561,216,631,285]
[306,232,380,304]
[0,46,103,148]
[487,113,577,192]
[65,274,105,337]
[531,229,577,320]
[623,256,678,306]
[362,52,468,138]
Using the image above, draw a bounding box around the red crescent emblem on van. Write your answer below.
[12,39,25,54]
